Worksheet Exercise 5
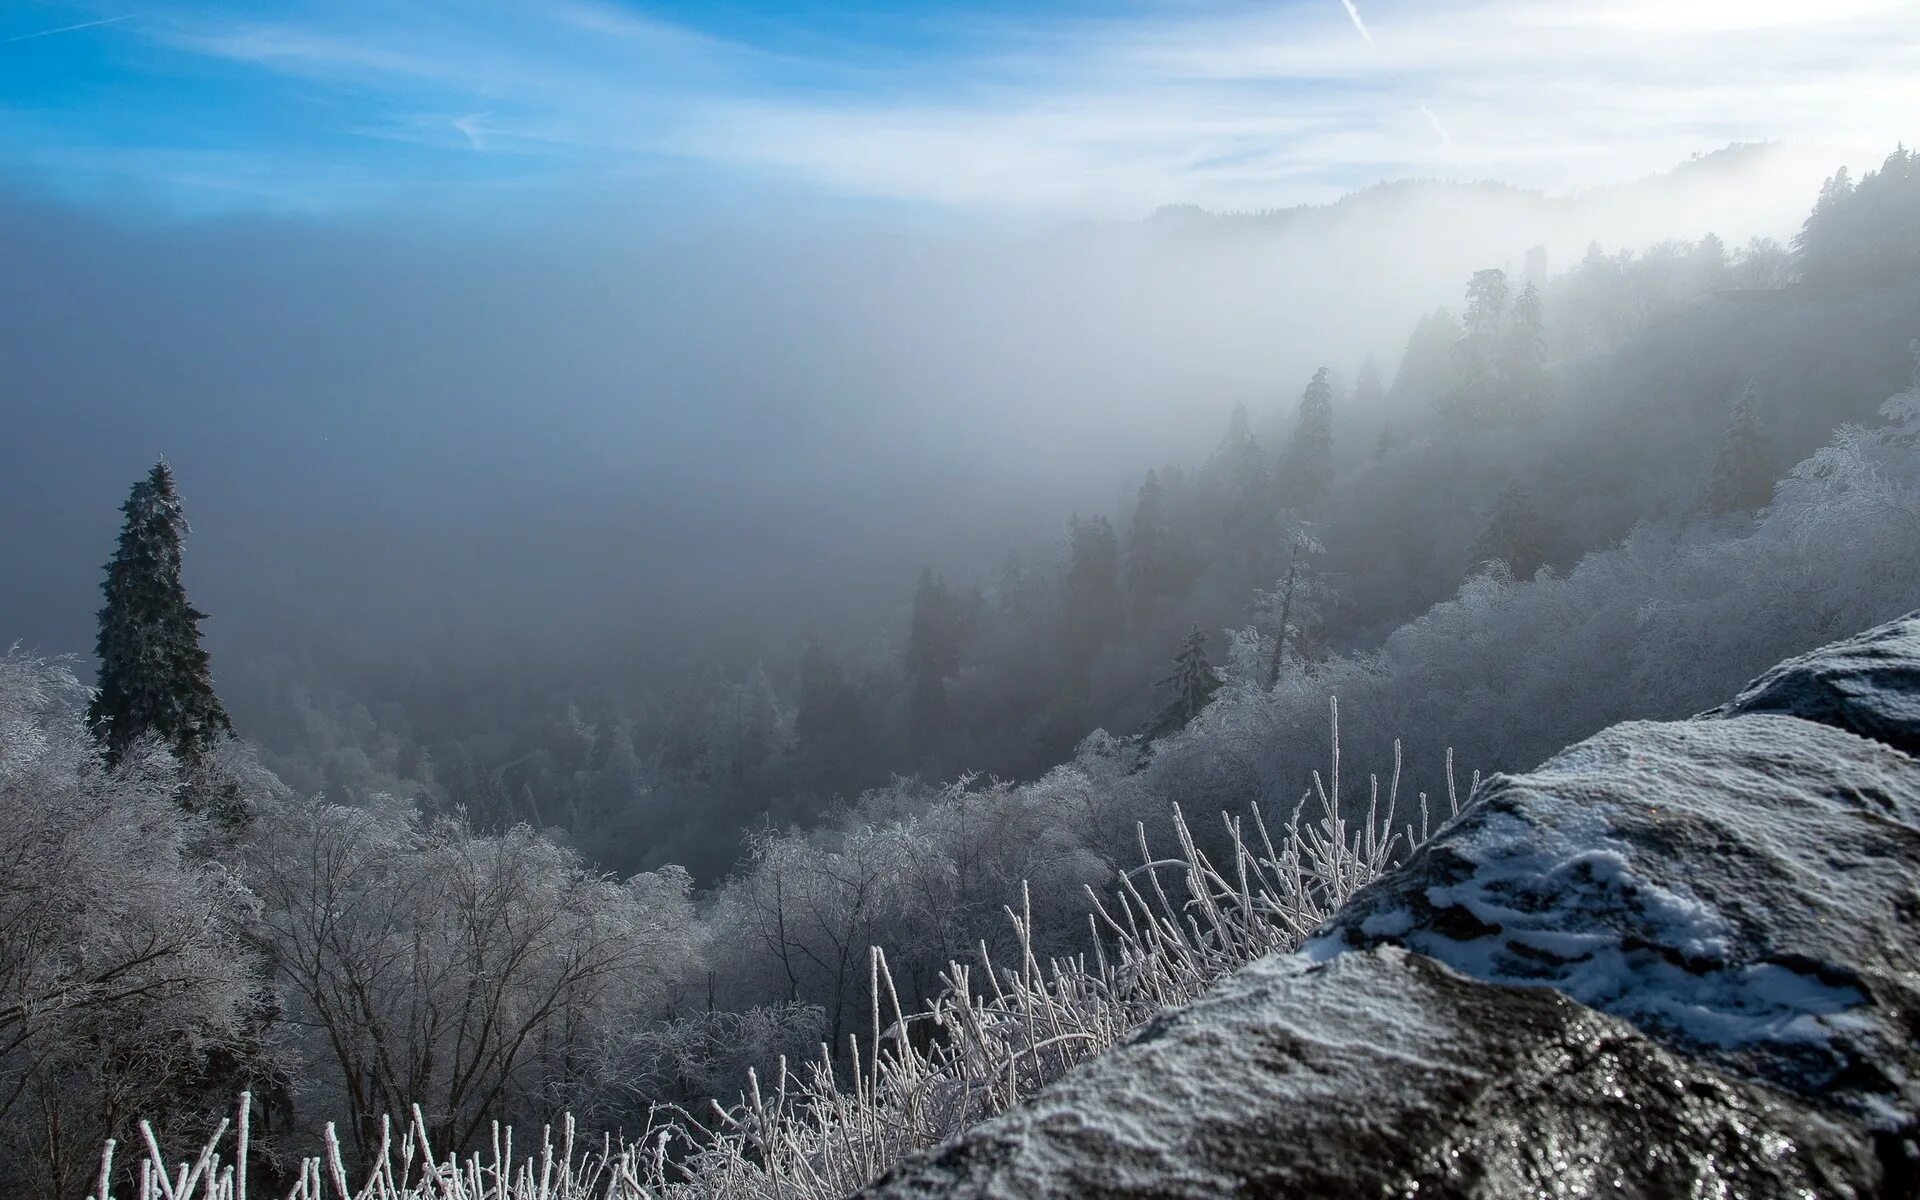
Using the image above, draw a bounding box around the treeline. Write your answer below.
[9,144,1920,1198]
[238,147,1920,890]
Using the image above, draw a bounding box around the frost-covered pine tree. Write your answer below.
[1280,368,1334,508]
[1707,383,1778,516]
[1145,625,1222,742]
[1257,532,1327,689]
[88,462,233,767]
[1469,481,1548,579]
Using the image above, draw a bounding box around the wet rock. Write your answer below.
[862,949,1882,1199]
[1707,611,1920,754]
[862,622,1920,1198]
[1317,714,1920,1128]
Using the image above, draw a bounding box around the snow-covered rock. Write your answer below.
[862,947,1882,1198]
[861,615,1920,1198]
[1317,712,1920,1118]
[1706,609,1920,755]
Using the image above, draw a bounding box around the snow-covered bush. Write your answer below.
[1148,372,1920,822]
[0,652,261,1199]
[244,794,705,1161]
[105,704,1463,1200]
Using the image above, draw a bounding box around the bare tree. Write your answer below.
[246,796,700,1161]
[0,652,260,1199]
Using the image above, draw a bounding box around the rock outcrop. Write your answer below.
[1708,614,1920,755]
[861,613,1920,1199]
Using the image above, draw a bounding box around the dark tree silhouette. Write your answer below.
[1145,625,1221,742]
[89,462,233,768]
[1707,383,1777,516]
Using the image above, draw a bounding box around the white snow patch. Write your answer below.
[1311,803,1865,1050]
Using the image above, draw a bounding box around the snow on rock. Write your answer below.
[1706,610,1920,755]
[861,620,1920,1198]
[1317,713,1920,1119]
[861,948,1880,1198]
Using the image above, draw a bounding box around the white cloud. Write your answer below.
[133,0,1920,213]
[1339,0,1374,47]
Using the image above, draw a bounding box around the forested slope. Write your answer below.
[7,145,1920,1198]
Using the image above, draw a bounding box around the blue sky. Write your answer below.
[1,0,1915,217]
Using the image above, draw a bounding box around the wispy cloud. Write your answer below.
[0,14,130,45]
[12,0,1920,214]
[1339,0,1375,47]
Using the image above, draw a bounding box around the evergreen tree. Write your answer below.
[658,668,724,777]
[1062,516,1124,679]
[1125,470,1184,614]
[1145,625,1222,742]
[794,637,864,787]
[1692,232,1728,289]
[1730,236,1792,290]
[1441,269,1511,427]
[1469,482,1549,578]
[1251,529,1328,687]
[1387,306,1462,406]
[89,462,233,768]
[1500,281,1548,421]
[1793,147,1920,288]
[706,665,784,782]
[1462,267,1510,341]
[1522,244,1549,286]
[1706,383,1777,516]
[1372,421,1405,462]
[906,567,967,743]
[1350,355,1384,410]
[1210,403,1273,529]
[1794,166,1855,286]
[1280,368,1334,508]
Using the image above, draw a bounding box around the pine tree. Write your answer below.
[1500,281,1548,421]
[1794,166,1854,286]
[659,669,724,776]
[1125,470,1184,614]
[1469,482,1549,579]
[795,639,871,792]
[1706,383,1777,516]
[1351,356,1384,410]
[1280,368,1334,508]
[1462,268,1510,341]
[1388,306,1462,405]
[1792,147,1920,288]
[1210,403,1273,530]
[1441,269,1511,427]
[1251,530,1328,687]
[1145,625,1222,742]
[1371,422,1404,462]
[1692,232,1728,289]
[906,567,966,743]
[1062,517,1124,678]
[89,462,233,767]
[1522,244,1550,285]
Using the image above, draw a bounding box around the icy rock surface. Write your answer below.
[861,618,1920,1198]
[862,949,1880,1199]
[1707,610,1920,754]
[1318,713,1920,1117]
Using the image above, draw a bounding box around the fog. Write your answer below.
[10,48,1920,1192]
[0,139,1833,691]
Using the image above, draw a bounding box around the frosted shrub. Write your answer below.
[106,701,1468,1200]
[0,652,260,1200]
